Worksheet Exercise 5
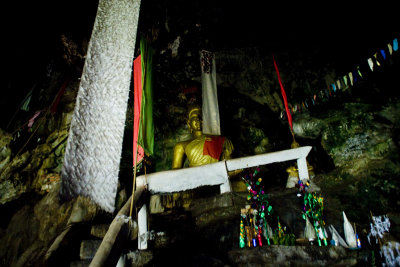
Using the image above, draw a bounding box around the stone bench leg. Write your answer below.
[219,179,231,194]
[138,204,147,250]
[297,157,309,181]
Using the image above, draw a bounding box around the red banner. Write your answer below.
[273,56,293,132]
[133,55,144,165]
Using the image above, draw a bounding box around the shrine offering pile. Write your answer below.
[302,192,328,246]
[239,167,294,248]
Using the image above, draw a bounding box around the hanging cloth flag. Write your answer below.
[388,43,393,55]
[20,89,33,112]
[357,66,363,78]
[393,38,398,52]
[133,55,145,165]
[380,49,386,60]
[373,52,381,67]
[27,110,42,129]
[273,55,293,134]
[331,83,336,93]
[368,58,374,71]
[200,50,221,135]
[133,37,154,167]
[348,72,353,86]
[336,79,341,90]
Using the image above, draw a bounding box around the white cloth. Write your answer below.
[60,0,141,213]
[200,50,221,135]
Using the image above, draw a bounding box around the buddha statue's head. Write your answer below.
[187,106,202,134]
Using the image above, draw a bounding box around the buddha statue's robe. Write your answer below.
[185,135,234,167]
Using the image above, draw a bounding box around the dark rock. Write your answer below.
[227,245,366,266]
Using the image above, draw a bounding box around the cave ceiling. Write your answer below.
[2,0,398,127]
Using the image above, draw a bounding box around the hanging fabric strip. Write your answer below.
[393,38,398,51]
[331,83,336,93]
[380,49,386,60]
[138,37,155,156]
[388,43,393,55]
[373,53,381,67]
[349,72,354,86]
[273,55,293,132]
[336,79,341,90]
[20,89,33,112]
[368,58,374,71]
[201,50,221,135]
[133,55,145,166]
[357,66,363,78]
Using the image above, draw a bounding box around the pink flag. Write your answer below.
[133,55,144,165]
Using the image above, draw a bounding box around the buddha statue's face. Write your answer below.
[189,115,202,131]
[188,113,202,132]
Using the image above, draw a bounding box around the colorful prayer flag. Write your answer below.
[368,58,374,71]
[133,37,154,166]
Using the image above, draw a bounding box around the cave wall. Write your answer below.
[0,1,400,266]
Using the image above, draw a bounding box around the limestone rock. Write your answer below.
[0,129,12,173]
[79,239,102,260]
[293,112,326,138]
[90,224,110,239]
[227,245,363,266]
[126,250,153,267]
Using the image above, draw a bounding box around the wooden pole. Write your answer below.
[89,185,145,267]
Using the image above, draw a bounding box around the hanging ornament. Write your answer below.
[245,226,252,247]
[239,216,246,248]
[258,227,263,246]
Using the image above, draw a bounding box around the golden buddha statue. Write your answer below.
[150,106,235,213]
[172,106,234,169]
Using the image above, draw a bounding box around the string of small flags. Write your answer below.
[280,37,399,120]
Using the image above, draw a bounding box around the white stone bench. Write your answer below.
[135,146,312,249]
